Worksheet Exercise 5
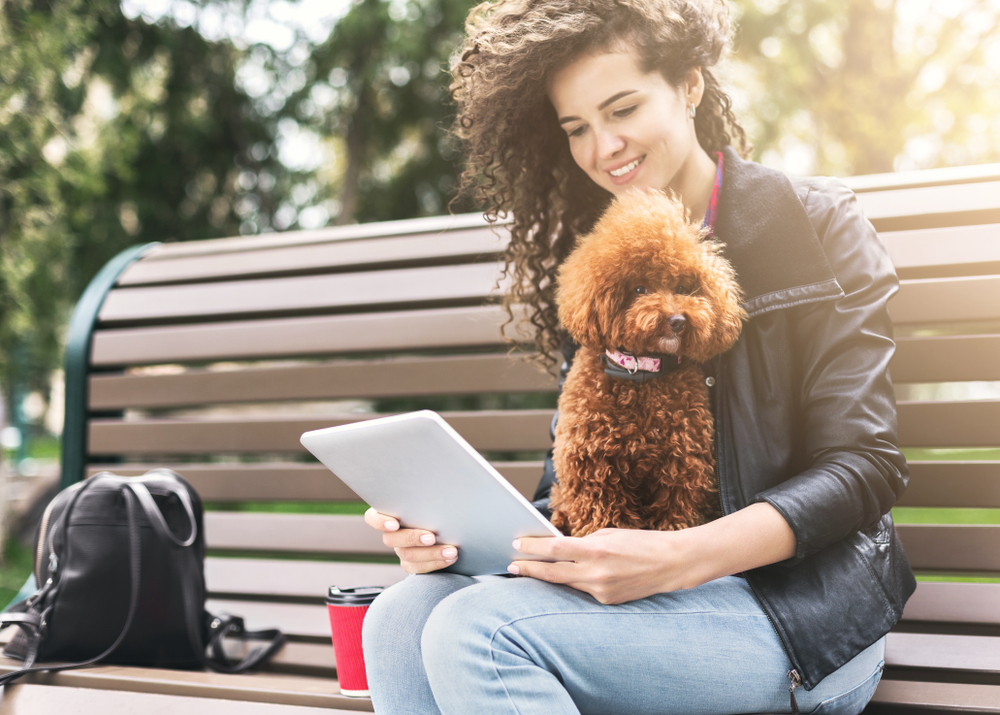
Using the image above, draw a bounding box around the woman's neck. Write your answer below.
[670,146,719,226]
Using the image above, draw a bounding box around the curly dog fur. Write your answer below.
[550,190,746,537]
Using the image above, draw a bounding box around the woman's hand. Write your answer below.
[508,528,699,604]
[509,502,797,604]
[364,508,458,574]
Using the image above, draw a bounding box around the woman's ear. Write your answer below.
[684,67,705,111]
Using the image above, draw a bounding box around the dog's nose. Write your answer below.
[668,315,687,334]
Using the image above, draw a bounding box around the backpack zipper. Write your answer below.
[34,482,83,585]
[34,497,59,585]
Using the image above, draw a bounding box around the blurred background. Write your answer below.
[0,0,998,579]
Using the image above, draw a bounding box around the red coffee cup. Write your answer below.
[326,586,384,697]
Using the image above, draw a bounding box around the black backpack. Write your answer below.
[0,470,285,685]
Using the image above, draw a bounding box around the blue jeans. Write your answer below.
[362,574,884,715]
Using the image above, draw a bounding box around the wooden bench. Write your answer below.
[0,163,998,713]
[848,163,1000,713]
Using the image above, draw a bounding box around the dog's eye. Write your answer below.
[676,283,693,296]
[633,286,648,295]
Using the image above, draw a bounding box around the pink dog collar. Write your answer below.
[604,349,678,375]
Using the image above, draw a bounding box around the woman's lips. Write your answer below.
[607,156,645,185]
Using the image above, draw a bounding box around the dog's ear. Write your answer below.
[556,244,626,351]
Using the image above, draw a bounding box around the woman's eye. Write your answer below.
[566,125,586,139]
[633,286,648,295]
[613,105,637,119]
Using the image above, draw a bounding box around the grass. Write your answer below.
[0,540,34,610]
[204,501,369,515]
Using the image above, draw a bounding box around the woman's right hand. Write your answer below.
[364,507,458,574]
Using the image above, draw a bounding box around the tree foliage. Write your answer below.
[733,0,1000,175]
[0,0,285,418]
[262,0,478,226]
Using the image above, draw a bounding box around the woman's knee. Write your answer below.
[362,573,474,656]
[420,577,572,674]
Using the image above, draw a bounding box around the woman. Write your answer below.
[362,0,915,713]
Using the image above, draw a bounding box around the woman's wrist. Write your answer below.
[654,503,798,591]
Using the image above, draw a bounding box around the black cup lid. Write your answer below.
[327,586,385,605]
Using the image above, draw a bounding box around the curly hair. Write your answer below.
[450,0,750,369]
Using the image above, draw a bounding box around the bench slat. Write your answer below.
[117,228,505,286]
[99,262,504,325]
[869,679,1000,712]
[88,410,556,455]
[886,632,1000,674]
[901,582,1000,625]
[87,461,545,502]
[139,212,495,259]
[897,400,1000,448]
[898,462,1000,508]
[206,599,330,640]
[205,558,404,598]
[205,513,390,555]
[893,275,1000,326]
[856,180,1000,231]
[264,641,336,673]
[846,163,1000,192]
[90,305,521,366]
[896,524,1000,572]
[0,683,364,715]
[0,666,370,711]
[881,223,1000,279]
[89,354,557,410]
[891,335,1000,384]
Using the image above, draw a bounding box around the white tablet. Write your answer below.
[300,410,562,576]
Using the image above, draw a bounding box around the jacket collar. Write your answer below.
[715,147,844,318]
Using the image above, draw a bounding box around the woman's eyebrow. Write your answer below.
[558,90,639,124]
[597,90,637,110]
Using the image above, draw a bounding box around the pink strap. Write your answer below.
[604,349,662,374]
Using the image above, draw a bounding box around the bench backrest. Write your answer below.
[847,166,1000,660]
[63,163,1000,677]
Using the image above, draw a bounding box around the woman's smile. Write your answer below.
[608,156,645,180]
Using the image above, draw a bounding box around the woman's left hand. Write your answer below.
[509,528,700,605]
[509,503,798,605]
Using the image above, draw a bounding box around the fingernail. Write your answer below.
[507,564,520,575]
[442,547,457,559]
[386,520,399,531]
[512,539,521,551]
[420,533,435,545]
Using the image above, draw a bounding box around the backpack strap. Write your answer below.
[204,612,287,673]
[126,478,286,673]
[0,484,144,688]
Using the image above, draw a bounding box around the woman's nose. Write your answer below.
[595,128,626,159]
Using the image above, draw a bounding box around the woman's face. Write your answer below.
[548,50,706,200]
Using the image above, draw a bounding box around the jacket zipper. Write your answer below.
[787,668,802,712]
[714,361,803,706]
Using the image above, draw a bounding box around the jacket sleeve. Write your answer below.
[753,178,909,562]
[531,335,578,518]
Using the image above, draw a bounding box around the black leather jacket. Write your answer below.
[533,147,916,690]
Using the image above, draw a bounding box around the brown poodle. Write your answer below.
[550,190,746,537]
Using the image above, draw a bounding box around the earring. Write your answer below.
[689,103,697,119]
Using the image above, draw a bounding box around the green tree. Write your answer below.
[0,0,287,431]
[733,0,1000,175]
[269,0,478,225]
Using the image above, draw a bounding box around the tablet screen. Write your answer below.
[301,410,561,575]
